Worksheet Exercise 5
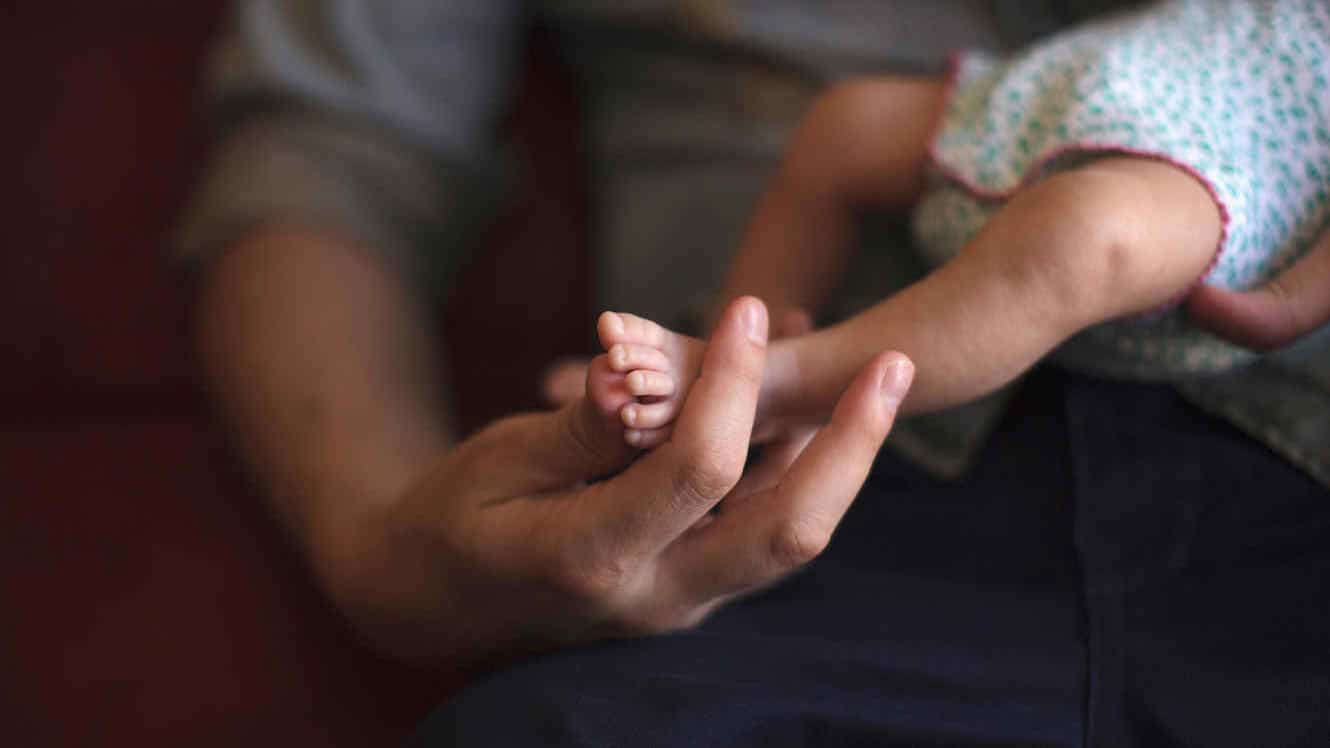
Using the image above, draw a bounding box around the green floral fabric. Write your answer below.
[916,0,1330,377]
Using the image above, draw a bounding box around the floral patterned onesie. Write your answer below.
[914,0,1330,377]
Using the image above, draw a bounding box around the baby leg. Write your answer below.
[715,77,948,323]
[593,160,1221,444]
[777,156,1224,420]
[574,75,945,427]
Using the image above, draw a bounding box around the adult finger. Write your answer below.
[666,352,913,602]
[725,425,817,509]
[581,297,769,559]
[463,356,638,499]
[1188,229,1330,350]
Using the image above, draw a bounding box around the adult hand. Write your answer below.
[1188,227,1330,350]
[343,297,914,666]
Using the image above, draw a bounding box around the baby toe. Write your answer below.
[625,368,676,398]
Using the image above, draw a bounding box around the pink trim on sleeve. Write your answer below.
[923,52,1232,295]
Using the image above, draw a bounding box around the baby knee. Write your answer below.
[1008,163,1211,319]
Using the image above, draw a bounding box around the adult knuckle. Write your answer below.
[549,551,631,606]
[769,515,833,569]
[673,446,739,503]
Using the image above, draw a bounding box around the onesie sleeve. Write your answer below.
[174,0,524,293]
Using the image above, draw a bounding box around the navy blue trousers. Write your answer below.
[412,368,1330,747]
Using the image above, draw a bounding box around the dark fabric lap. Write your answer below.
[410,368,1330,747]
[1065,373,1330,747]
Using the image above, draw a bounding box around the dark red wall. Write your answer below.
[2,5,590,744]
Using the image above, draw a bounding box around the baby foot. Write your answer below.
[542,358,591,407]
[586,311,706,448]
[586,305,816,449]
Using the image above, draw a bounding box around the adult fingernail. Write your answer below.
[743,299,768,344]
[880,355,914,404]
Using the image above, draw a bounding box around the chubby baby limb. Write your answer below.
[587,304,819,448]
[596,157,1223,448]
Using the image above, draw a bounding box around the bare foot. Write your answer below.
[587,306,815,448]
[584,311,706,449]
[542,358,590,407]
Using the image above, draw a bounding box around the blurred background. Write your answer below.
[2,2,591,743]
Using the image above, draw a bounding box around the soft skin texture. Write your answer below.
[545,79,1328,417]
[1187,226,1330,351]
[592,78,1224,439]
[197,234,913,667]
